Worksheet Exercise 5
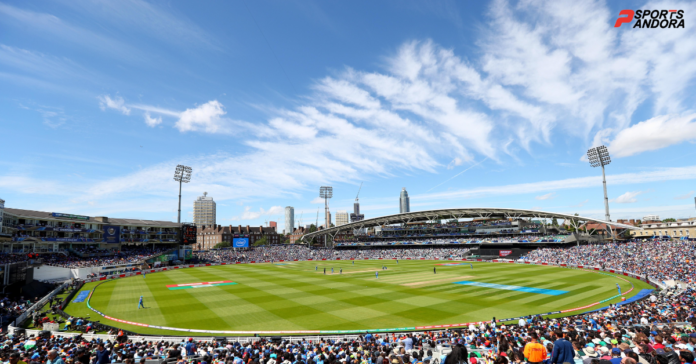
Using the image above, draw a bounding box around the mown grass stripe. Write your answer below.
[63,261,650,336]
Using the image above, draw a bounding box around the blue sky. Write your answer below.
[2,0,696,233]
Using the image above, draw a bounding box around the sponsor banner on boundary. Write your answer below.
[167,281,237,290]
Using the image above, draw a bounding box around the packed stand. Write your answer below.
[9,241,696,364]
[195,245,334,263]
[0,253,46,265]
[43,247,170,268]
[0,296,37,327]
[337,238,471,246]
[333,247,471,260]
[4,307,696,364]
[196,245,471,263]
[521,241,696,285]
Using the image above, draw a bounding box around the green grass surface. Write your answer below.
[63,261,652,335]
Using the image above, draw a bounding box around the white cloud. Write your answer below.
[611,191,644,204]
[143,113,162,127]
[110,0,695,171]
[608,114,696,158]
[480,0,696,153]
[94,0,696,188]
[576,204,695,221]
[13,0,696,219]
[0,44,97,82]
[54,0,219,50]
[310,197,324,204]
[0,3,145,64]
[174,100,228,134]
[130,104,181,117]
[416,165,696,203]
[101,97,245,133]
[535,192,555,201]
[0,176,73,195]
[447,157,464,170]
[231,206,284,221]
[675,191,694,200]
[98,95,130,115]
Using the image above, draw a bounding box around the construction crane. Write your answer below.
[351,182,365,223]
[298,212,303,230]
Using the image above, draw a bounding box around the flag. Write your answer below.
[24,340,36,350]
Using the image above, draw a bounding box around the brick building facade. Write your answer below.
[197,224,279,250]
[289,227,306,244]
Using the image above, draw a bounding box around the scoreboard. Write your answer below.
[181,224,197,245]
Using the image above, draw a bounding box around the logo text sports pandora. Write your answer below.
[614,9,685,28]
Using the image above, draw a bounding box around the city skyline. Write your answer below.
[1,0,696,234]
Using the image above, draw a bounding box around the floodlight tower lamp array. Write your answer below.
[319,186,333,247]
[174,164,193,224]
[587,146,613,241]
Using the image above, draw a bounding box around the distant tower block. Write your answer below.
[193,192,216,228]
[285,206,294,234]
[399,187,410,213]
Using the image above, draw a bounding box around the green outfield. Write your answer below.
[63,260,652,335]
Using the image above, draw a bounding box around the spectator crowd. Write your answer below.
[1,241,696,364]
[3,291,696,364]
[40,247,169,269]
[0,247,171,269]
[521,241,696,285]
[195,246,471,263]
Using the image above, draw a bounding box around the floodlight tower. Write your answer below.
[319,186,333,247]
[173,164,192,224]
[587,146,611,222]
[319,186,333,229]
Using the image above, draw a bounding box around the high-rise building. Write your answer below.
[193,192,216,228]
[336,210,349,226]
[350,200,364,223]
[285,207,294,235]
[399,188,410,213]
[0,198,5,237]
[269,221,277,229]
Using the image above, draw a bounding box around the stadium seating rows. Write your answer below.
[3,241,696,364]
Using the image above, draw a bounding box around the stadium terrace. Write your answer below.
[0,205,694,364]
[1,208,181,249]
[305,208,639,245]
[0,237,693,364]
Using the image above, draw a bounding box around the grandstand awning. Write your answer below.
[302,207,641,242]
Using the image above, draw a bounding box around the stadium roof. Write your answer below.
[302,207,641,241]
[4,208,181,227]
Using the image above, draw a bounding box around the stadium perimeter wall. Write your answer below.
[33,266,109,281]
[76,256,664,288]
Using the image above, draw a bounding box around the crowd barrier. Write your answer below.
[12,258,660,338]
[12,281,71,327]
